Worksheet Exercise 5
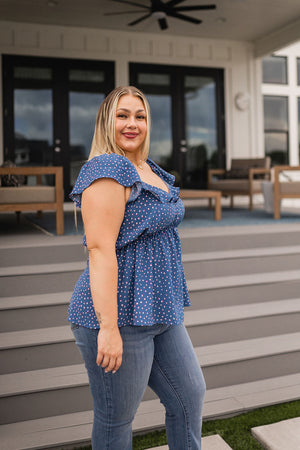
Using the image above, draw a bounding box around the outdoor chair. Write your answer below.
[208,157,271,210]
[0,166,64,235]
[273,165,300,219]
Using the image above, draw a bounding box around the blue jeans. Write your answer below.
[71,323,206,450]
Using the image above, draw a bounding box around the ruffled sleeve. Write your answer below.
[69,153,140,208]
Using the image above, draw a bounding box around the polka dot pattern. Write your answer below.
[68,153,191,329]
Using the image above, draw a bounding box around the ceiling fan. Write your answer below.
[105,0,217,30]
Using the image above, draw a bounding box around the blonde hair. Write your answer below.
[88,86,151,161]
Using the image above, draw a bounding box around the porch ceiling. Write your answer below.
[0,0,300,54]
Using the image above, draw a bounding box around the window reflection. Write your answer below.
[14,89,53,167]
[69,92,104,186]
[262,56,287,84]
[264,96,289,165]
[185,76,217,188]
[137,73,172,171]
[298,98,300,161]
[14,67,52,80]
[264,96,288,131]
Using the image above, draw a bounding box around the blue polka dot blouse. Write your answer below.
[68,153,191,329]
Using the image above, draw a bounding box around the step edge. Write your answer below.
[2,333,300,396]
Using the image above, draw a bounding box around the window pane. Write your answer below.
[69,69,105,83]
[14,67,52,80]
[14,89,53,167]
[184,75,217,188]
[297,58,300,85]
[69,92,104,186]
[138,73,170,86]
[262,56,287,84]
[298,98,300,161]
[264,96,288,131]
[265,132,288,165]
[137,73,173,171]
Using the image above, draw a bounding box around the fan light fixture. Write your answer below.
[152,11,167,20]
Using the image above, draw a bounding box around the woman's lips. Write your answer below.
[123,133,138,139]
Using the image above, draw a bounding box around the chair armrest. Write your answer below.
[249,168,271,180]
[208,169,226,184]
[0,166,64,204]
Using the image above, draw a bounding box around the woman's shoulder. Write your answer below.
[80,153,138,183]
[70,153,140,206]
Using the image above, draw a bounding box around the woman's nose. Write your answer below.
[127,116,137,127]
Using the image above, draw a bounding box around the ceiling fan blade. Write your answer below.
[168,11,202,24]
[110,0,149,10]
[158,17,168,30]
[128,13,152,26]
[165,0,186,7]
[104,10,146,16]
[176,4,216,12]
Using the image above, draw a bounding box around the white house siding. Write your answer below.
[0,20,264,166]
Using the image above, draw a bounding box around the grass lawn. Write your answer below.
[74,399,300,449]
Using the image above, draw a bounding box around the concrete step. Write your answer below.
[0,326,81,374]
[0,243,86,268]
[149,435,233,450]
[0,292,71,332]
[180,225,300,253]
[189,279,300,309]
[2,299,300,373]
[1,332,300,424]
[184,252,300,279]
[251,417,300,450]
[1,372,299,450]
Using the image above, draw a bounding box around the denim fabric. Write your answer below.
[71,323,206,450]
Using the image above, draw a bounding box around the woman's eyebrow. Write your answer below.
[117,108,146,113]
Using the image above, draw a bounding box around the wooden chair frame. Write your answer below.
[273,165,300,219]
[208,167,271,210]
[0,166,64,235]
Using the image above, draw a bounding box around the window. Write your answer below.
[262,55,287,84]
[264,96,289,165]
[297,58,300,85]
[298,98,300,161]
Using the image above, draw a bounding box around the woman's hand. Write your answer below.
[96,327,123,373]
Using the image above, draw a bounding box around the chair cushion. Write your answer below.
[209,180,262,192]
[0,186,56,204]
[280,182,300,195]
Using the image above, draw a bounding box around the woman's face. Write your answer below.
[115,94,147,156]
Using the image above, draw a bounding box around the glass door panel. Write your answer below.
[184,75,217,189]
[131,63,225,189]
[136,73,173,173]
[14,89,53,167]
[69,92,104,186]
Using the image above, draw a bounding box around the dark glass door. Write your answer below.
[130,63,225,188]
[3,55,114,196]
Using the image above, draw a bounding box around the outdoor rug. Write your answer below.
[25,207,300,236]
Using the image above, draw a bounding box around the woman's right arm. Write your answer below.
[81,177,126,373]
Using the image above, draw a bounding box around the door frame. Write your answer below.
[2,54,115,196]
[130,62,226,187]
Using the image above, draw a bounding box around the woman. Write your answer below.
[69,86,206,450]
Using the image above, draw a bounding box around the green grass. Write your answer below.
[73,400,300,450]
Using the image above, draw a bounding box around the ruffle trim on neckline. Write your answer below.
[128,181,180,204]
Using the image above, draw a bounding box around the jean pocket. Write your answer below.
[71,323,80,330]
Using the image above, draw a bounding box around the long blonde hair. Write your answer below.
[88,86,151,161]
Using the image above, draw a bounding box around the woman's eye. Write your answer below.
[117,114,127,119]
[137,115,146,120]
